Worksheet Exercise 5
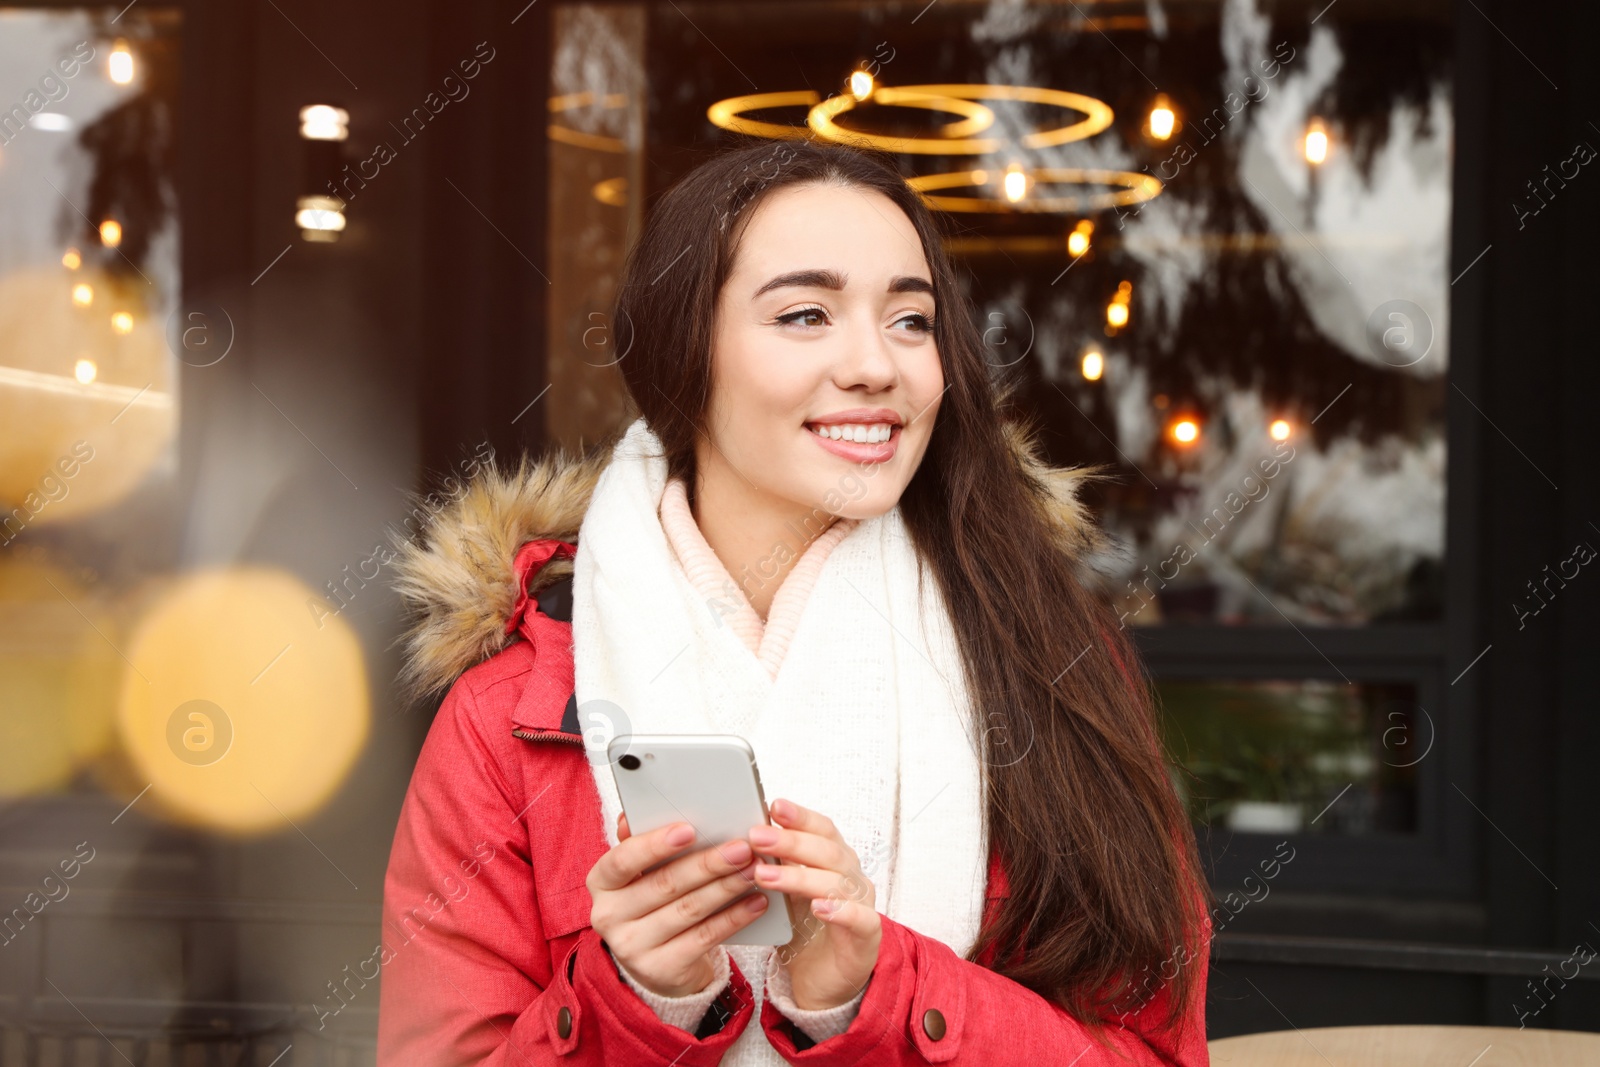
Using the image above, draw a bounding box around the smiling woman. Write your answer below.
[379,140,1210,1067]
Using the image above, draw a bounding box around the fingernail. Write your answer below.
[722,839,752,864]
[813,898,838,916]
[771,799,792,820]
[668,824,694,846]
[745,894,768,911]
[749,826,778,846]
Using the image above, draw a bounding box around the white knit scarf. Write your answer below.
[571,417,986,1063]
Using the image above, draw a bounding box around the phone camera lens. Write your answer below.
[618,754,641,770]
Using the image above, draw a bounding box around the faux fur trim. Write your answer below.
[389,444,610,702]
[391,420,1114,701]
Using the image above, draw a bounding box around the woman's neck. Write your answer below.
[687,462,841,622]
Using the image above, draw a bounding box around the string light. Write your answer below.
[99,220,122,248]
[1304,118,1329,165]
[109,39,135,85]
[1002,163,1027,203]
[74,359,98,384]
[111,311,134,335]
[1081,347,1104,381]
[1106,280,1132,330]
[1147,93,1176,140]
[849,70,874,101]
[1067,219,1093,258]
[1270,418,1292,441]
[71,283,94,308]
[62,248,81,270]
[1170,417,1200,446]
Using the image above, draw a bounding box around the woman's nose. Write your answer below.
[836,324,899,391]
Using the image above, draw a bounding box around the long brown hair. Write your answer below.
[609,139,1210,1033]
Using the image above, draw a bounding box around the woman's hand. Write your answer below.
[750,798,882,1010]
[586,811,770,997]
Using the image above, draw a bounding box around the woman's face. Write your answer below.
[700,181,945,522]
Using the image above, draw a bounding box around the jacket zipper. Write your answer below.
[511,728,583,744]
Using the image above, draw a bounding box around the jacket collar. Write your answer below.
[508,572,584,737]
[391,418,1112,702]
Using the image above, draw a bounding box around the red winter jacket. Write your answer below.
[376,447,1210,1066]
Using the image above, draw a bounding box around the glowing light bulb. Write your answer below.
[299,104,350,141]
[1270,419,1292,441]
[1148,94,1175,140]
[1171,418,1200,445]
[71,283,94,308]
[849,70,874,101]
[1081,348,1104,381]
[1067,219,1094,258]
[1304,119,1329,165]
[62,248,82,270]
[111,311,134,334]
[109,40,135,85]
[296,195,347,241]
[99,219,122,248]
[1105,280,1133,329]
[1002,164,1027,204]
[74,359,98,384]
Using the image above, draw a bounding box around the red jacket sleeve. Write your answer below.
[752,624,1210,1065]
[756,911,1210,1065]
[376,677,757,1066]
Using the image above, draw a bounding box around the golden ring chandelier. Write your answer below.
[807,83,1114,154]
[556,84,1159,214]
[908,167,1163,214]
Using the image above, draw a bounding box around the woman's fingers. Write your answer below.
[808,897,879,939]
[652,890,771,965]
[640,861,766,943]
[588,821,699,894]
[752,860,874,909]
[748,822,853,872]
[769,798,842,842]
[609,837,756,922]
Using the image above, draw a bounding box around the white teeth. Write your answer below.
[809,422,894,444]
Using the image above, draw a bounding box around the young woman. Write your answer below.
[376,140,1211,1066]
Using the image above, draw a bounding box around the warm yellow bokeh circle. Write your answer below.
[0,557,120,796]
[117,567,369,833]
[0,266,176,525]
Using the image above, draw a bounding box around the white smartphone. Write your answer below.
[606,733,795,947]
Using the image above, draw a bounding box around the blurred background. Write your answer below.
[0,0,1595,1061]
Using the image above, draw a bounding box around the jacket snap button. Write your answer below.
[921,1008,946,1041]
[556,1005,573,1039]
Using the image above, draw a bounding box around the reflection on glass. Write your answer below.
[546,3,647,449]
[1158,678,1421,837]
[0,8,182,798]
[547,0,1452,626]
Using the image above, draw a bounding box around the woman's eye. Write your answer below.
[893,313,936,333]
[777,307,828,328]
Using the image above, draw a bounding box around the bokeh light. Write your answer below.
[0,558,120,797]
[0,267,176,525]
[116,567,370,834]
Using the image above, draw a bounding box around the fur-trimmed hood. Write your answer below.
[390,419,1114,702]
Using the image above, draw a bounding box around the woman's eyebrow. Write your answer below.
[888,275,935,296]
[751,269,935,298]
[753,268,845,297]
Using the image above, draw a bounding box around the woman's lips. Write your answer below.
[806,424,900,464]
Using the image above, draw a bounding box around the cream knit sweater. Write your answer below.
[572,417,988,1065]
[607,476,865,1042]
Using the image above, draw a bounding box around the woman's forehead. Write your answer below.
[730,184,931,287]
